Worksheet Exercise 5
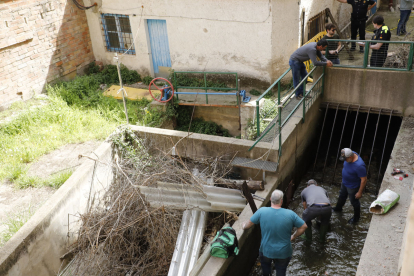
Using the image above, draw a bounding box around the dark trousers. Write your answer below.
[302,204,332,229]
[259,252,291,276]
[351,19,366,49]
[337,183,360,209]
[397,10,411,35]
[289,59,308,97]
[370,52,387,67]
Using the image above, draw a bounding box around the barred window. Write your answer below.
[101,14,135,55]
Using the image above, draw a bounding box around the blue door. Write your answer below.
[147,19,171,74]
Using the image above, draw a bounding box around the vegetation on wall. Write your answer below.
[175,106,230,137]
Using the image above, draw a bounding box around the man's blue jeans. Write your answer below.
[259,252,291,276]
[289,59,308,97]
[338,183,360,209]
[397,10,411,35]
[330,58,340,65]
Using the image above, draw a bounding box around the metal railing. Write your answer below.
[326,39,414,71]
[249,66,325,153]
[172,71,238,104]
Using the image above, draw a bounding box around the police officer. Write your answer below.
[359,15,391,67]
[337,0,376,52]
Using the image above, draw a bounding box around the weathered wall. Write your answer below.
[323,68,414,116]
[0,142,113,276]
[85,0,273,82]
[0,0,95,110]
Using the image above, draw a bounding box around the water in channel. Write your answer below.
[248,109,401,276]
[249,168,376,276]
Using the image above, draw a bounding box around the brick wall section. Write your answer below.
[0,0,95,109]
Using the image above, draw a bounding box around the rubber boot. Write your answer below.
[319,224,329,242]
[300,227,312,242]
[332,197,346,212]
[348,206,361,224]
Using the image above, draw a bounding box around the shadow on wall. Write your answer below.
[0,0,94,110]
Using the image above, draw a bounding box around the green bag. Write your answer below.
[210,227,239,258]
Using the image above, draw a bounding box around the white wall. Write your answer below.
[83,0,354,84]
[84,0,273,82]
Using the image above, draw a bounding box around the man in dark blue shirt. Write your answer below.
[337,0,377,52]
[332,148,367,224]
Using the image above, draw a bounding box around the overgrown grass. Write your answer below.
[0,91,120,183]
[244,98,279,140]
[0,206,35,246]
[13,170,73,189]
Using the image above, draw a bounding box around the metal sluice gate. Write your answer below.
[312,103,401,195]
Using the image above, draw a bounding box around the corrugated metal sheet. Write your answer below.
[139,182,246,212]
[147,19,171,74]
[168,210,206,276]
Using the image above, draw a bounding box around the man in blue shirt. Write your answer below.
[332,148,367,224]
[242,190,307,276]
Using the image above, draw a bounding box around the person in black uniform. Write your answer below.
[359,15,391,67]
[337,0,376,52]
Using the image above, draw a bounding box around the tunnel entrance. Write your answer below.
[248,106,402,276]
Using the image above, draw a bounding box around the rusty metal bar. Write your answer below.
[350,105,360,149]
[359,107,371,155]
[367,109,382,180]
[331,105,350,185]
[312,103,330,178]
[322,104,339,182]
[376,111,393,195]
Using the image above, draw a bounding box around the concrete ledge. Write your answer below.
[324,68,414,116]
[0,141,113,276]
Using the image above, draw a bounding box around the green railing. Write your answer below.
[249,66,324,153]
[326,39,414,71]
[172,71,238,104]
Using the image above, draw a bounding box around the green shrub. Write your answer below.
[250,89,262,96]
[143,76,153,85]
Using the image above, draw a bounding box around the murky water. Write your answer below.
[249,165,379,276]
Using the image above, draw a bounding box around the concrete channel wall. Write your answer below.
[324,68,414,116]
[132,95,324,276]
[0,142,113,276]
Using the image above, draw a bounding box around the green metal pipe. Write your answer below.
[363,41,370,68]
[302,81,306,123]
[257,68,291,102]
[249,123,276,151]
[408,44,414,71]
[256,101,260,138]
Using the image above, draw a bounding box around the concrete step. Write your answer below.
[231,157,278,172]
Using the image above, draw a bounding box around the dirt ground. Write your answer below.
[0,141,101,238]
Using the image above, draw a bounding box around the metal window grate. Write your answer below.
[101,13,135,55]
[307,11,327,42]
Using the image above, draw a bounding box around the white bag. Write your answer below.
[369,189,400,215]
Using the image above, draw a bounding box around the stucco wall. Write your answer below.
[84,0,273,82]
[323,67,414,116]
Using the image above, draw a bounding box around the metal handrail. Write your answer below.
[249,67,322,152]
[172,71,238,104]
[326,39,414,71]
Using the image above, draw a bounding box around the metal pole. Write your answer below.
[256,101,260,138]
[331,105,350,185]
[367,109,382,180]
[363,41,370,68]
[376,110,393,194]
[278,82,282,157]
[115,53,129,124]
[312,103,330,177]
[204,73,208,104]
[359,107,371,155]
[322,104,339,182]
[350,105,360,149]
[302,81,306,123]
[408,44,414,71]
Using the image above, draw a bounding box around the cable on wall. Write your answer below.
[72,0,97,10]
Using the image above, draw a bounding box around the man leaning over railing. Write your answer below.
[359,15,391,68]
[289,40,333,100]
